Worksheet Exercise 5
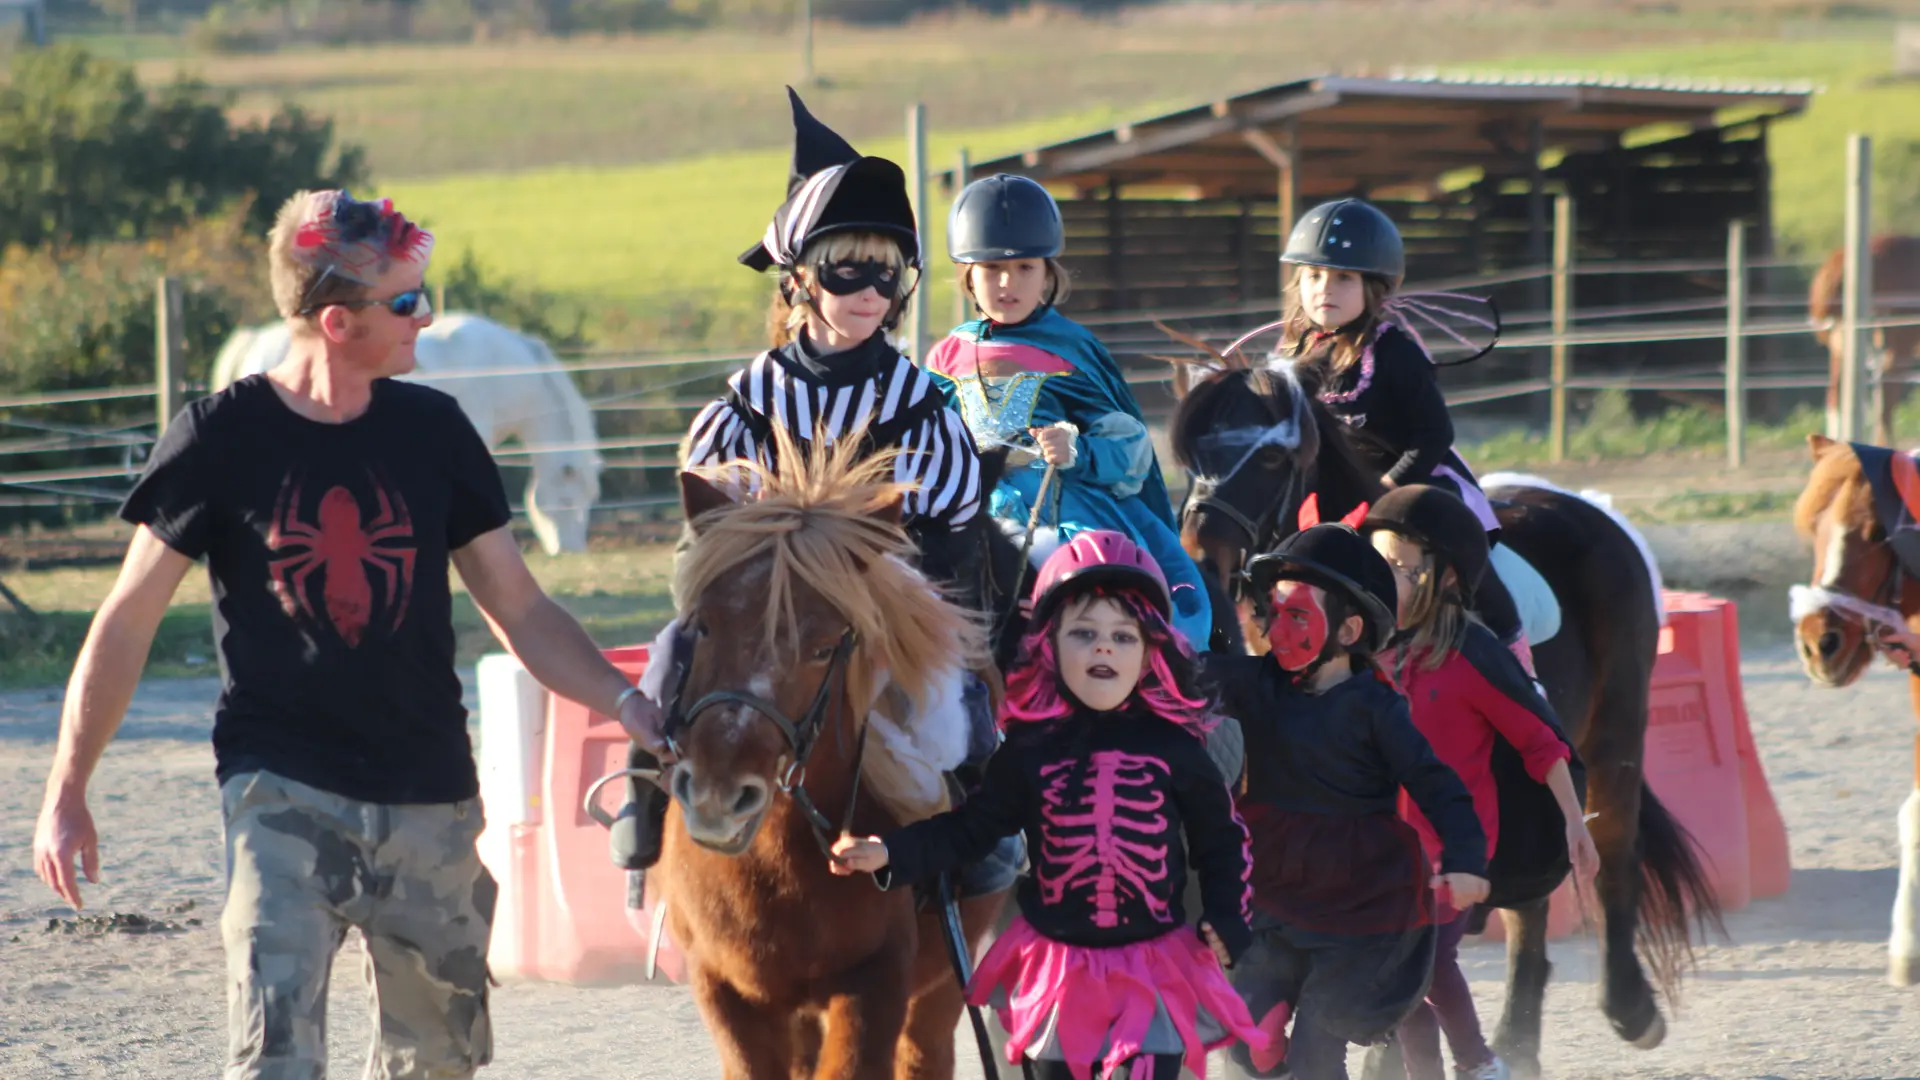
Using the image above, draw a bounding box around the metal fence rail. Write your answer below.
[1,134,1902,513]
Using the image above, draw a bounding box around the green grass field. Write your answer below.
[365,33,1920,345]
[92,4,1892,344]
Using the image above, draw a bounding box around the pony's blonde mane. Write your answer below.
[676,423,990,721]
[1796,440,1875,539]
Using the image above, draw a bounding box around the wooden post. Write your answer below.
[433,281,447,318]
[1841,134,1873,444]
[155,276,185,436]
[954,146,971,326]
[1278,123,1298,315]
[1527,118,1549,313]
[800,0,814,86]
[907,102,929,364]
[1548,195,1574,463]
[1726,219,1748,468]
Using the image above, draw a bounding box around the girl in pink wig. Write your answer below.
[834,530,1267,1080]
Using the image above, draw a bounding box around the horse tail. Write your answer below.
[1632,781,1725,1005]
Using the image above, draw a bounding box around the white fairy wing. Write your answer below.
[1382,291,1502,367]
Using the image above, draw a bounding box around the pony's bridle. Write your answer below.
[1181,453,1308,601]
[662,626,869,857]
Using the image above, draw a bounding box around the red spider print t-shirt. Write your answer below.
[121,375,511,804]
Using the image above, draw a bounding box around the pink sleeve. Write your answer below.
[1463,663,1570,783]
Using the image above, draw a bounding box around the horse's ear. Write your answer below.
[871,493,905,527]
[1171,360,1192,400]
[679,471,735,533]
[1808,432,1837,458]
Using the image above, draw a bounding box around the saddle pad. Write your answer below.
[1490,542,1561,645]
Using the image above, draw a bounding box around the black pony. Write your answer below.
[1162,346,1722,1078]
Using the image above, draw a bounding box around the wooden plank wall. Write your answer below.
[1055,125,1810,412]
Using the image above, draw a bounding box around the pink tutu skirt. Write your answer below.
[968,916,1269,1080]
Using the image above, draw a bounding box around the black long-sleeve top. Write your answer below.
[1202,655,1486,934]
[1301,324,1453,486]
[874,707,1255,963]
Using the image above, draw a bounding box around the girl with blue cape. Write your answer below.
[924,174,1214,650]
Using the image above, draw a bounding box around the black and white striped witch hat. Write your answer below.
[738,87,921,274]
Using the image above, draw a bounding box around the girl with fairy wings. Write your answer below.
[1262,200,1536,676]
[924,174,1217,652]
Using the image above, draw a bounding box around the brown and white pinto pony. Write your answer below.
[1792,433,1920,986]
[1812,235,1920,447]
[654,429,1008,1080]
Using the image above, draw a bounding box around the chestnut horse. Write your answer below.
[1161,351,1721,1079]
[1791,433,1920,987]
[654,429,1009,1079]
[1812,234,1920,446]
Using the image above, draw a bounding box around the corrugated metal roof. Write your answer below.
[1380,67,1822,96]
[946,70,1813,198]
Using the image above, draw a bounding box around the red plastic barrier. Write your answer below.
[478,646,686,985]
[1477,591,1793,944]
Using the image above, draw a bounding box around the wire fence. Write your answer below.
[3,200,1910,526]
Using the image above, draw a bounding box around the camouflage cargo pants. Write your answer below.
[219,769,496,1080]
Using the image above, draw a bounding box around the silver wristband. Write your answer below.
[613,685,641,715]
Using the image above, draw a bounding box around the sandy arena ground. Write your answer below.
[6,641,1920,1079]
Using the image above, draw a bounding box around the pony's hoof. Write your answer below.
[1890,953,1920,987]
[1630,1011,1668,1050]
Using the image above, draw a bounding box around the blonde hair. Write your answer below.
[1380,530,1472,677]
[267,190,371,322]
[677,422,989,722]
[766,231,910,346]
[958,257,1073,314]
[1280,267,1393,378]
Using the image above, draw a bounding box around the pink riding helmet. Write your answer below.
[1028,530,1172,628]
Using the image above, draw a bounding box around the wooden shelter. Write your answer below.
[941,72,1813,319]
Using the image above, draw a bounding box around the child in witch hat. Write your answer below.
[608,88,1013,905]
[924,174,1216,651]
[1269,199,1536,679]
[1200,524,1487,1080]
[833,529,1268,1080]
[1360,486,1599,1080]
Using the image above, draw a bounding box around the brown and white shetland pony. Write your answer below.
[1792,433,1920,986]
[1812,235,1920,447]
[654,428,1008,1080]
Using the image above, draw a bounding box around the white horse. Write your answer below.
[211,313,604,556]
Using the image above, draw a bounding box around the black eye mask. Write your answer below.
[814,258,902,298]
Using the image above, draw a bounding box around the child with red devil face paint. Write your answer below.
[1198,524,1488,1080]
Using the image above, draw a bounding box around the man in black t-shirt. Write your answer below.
[29,190,669,1080]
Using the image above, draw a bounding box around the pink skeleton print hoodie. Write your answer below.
[873,705,1255,961]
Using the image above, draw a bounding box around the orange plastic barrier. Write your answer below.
[476,647,685,985]
[1477,591,1791,944]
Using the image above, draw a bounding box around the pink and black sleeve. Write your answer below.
[1170,738,1255,963]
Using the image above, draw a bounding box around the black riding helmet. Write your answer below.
[949,174,1064,263]
[1361,485,1491,593]
[1281,198,1405,281]
[1246,524,1399,655]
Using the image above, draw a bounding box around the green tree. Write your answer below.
[0,44,367,253]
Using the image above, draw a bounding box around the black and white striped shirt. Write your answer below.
[685,339,981,531]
